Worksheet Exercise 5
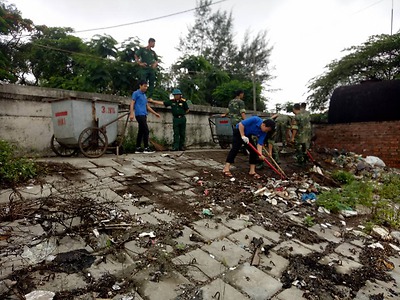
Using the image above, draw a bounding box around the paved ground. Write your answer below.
[1,149,400,300]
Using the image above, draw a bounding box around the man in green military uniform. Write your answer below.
[291,103,312,165]
[135,38,158,98]
[271,113,292,153]
[150,89,189,151]
[221,89,246,126]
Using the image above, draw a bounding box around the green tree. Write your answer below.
[0,1,33,82]
[307,33,400,111]
[178,0,237,70]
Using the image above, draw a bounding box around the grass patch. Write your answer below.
[0,140,38,187]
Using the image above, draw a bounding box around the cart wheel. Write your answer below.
[78,127,108,158]
[50,135,77,157]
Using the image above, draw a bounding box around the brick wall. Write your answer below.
[313,121,400,168]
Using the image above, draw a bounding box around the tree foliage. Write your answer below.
[307,33,400,111]
[174,0,272,109]
[0,1,33,82]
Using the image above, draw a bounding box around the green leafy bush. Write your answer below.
[0,140,38,186]
[331,170,355,184]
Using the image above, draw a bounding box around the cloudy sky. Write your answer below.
[7,0,398,110]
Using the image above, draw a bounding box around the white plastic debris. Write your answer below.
[372,226,391,240]
[318,207,330,214]
[389,243,400,252]
[254,187,267,196]
[364,156,385,167]
[21,239,57,264]
[368,242,384,250]
[139,231,156,238]
[230,177,235,182]
[312,165,323,175]
[118,172,125,176]
[25,290,55,300]
[340,210,358,217]
[93,228,100,237]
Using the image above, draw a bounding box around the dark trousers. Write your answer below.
[136,115,149,148]
[138,68,156,98]
[226,129,258,164]
[173,116,186,150]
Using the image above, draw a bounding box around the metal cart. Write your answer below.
[208,115,233,149]
[50,98,130,158]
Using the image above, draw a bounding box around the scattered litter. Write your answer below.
[21,239,57,264]
[364,156,385,167]
[202,208,213,217]
[389,243,400,252]
[93,228,100,237]
[161,153,170,157]
[230,177,235,182]
[286,233,293,237]
[118,172,125,176]
[254,187,267,196]
[301,193,317,202]
[139,231,156,238]
[368,242,384,250]
[112,284,121,291]
[204,189,210,196]
[372,226,391,240]
[312,165,323,175]
[239,214,250,221]
[309,275,317,279]
[340,210,358,217]
[25,290,55,300]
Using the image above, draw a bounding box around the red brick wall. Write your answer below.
[313,121,400,168]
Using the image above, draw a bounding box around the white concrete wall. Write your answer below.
[0,84,246,155]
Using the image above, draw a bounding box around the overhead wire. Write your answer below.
[74,0,228,33]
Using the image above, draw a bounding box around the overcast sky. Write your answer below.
[7,0,398,110]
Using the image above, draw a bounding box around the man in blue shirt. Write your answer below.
[222,116,275,179]
[129,80,160,153]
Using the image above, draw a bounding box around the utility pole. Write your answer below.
[391,0,394,35]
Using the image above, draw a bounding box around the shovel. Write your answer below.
[262,146,287,178]
[247,142,284,179]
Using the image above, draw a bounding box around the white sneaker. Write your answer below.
[143,148,155,154]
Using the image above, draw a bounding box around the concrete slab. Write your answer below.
[150,183,175,193]
[139,270,190,300]
[192,219,233,241]
[64,169,98,181]
[272,286,307,300]
[151,211,175,223]
[31,271,87,292]
[87,252,136,280]
[221,217,251,231]
[272,240,313,258]
[178,169,200,177]
[355,279,399,299]
[200,278,250,300]
[88,166,118,178]
[89,157,123,167]
[334,242,362,262]
[201,238,252,267]
[250,225,281,243]
[58,158,97,169]
[260,251,290,279]
[138,214,160,225]
[227,228,274,249]
[112,165,142,176]
[141,173,163,183]
[225,263,282,300]
[0,188,13,204]
[117,203,155,216]
[124,240,147,256]
[309,224,342,243]
[172,248,226,281]
[173,226,199,246]
[319,253,363,275]
[18,184,53,200]
[139,165,165,173]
